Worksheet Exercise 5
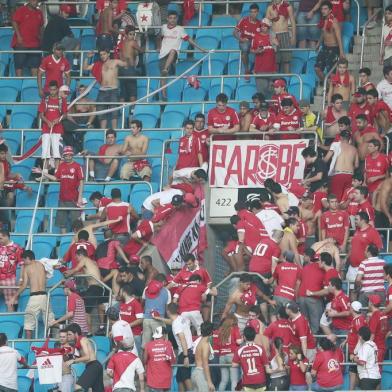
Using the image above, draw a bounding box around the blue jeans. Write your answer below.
[311,382,343,391]
[296,11,320,42]
[290,385,308,391]
[218,353,239,391]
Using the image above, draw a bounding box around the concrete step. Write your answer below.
[353,46,381,55]
[354,35,381,45]
[313,95,324,108]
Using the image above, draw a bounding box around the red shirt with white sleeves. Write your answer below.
[290,313,316,349]
[173,265,212,287]
[330,291,352,330]
[365,153,389,193]
[320,210,350,246]
[175,134,202,170]
[275,109,301,139]
[176,281,209,313]
[39,55,70,93]
[251,112,277,131]
[207,106,239,130]
[119,297,144,336]
[55,161,83,202]
[235,16,262,40]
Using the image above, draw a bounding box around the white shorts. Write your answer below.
[181,310,203,335]
[234,313,250,334]
[346,265,359,283]
[320,302,332,327]
[42,133,62,159]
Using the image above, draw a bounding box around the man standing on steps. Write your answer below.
[314,0,345,83]
[10,250,55,339]
[376,64,392,110]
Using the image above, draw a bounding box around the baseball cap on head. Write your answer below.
[106,306,120,320]
[368,294,381,306]
[261,18,271,27]
[171,195,184,206]
[351,301,362,312]
[353,87,367,97]
[273,79,286,88]
[62,146,74,156]
[152,326,167,339]
[145,280,163,299]
[64,279,76,291]
[260,101,269,110]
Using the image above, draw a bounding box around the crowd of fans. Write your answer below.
[0,0,391,391]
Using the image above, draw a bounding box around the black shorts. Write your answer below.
[254,274,272,298]
[359,378,381,390]
[77,360,104,392]
[14,48,41,70]
[83,285,106,313]
[176,349,194,383]
[315,46,339,72]
[349,364,357,373]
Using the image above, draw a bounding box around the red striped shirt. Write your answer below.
[357,257,385,292]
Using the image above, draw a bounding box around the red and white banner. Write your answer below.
[209,140,309,188]
[152,184,207,269]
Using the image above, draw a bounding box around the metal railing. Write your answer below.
[360,9,383,69]
[45,274,112,336]
[0,312,38,339]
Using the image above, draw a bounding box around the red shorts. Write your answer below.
[0,276,17,306]
[123,239,142,257]
[329,173,352,201]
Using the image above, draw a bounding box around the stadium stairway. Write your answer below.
[312,21,383,113]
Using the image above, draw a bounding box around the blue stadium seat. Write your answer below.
[91,335,111,353]
[0,86,18,102]
[0,78,22,90]
[15,184,41,207]
[382,363,392,389]
[175,60,201,76]
[147,139,164,156]
[10,112,36,129]
[17,375,32,392]
[194,36,220,60]
[160,111,186,129]
[0,34,13,50]
[18,289,30,312]
[146,59,161,76]
[209,78,235,100]
[47,269,63,287]
[11,234,27,248]
[227,52,241,75]
[14,210,45,233]
[196,28,222,40]
[235,84,257,100]
[33,241,55,259]
[72,363,85,378]
[306,57,317,74]
[288,82,313,101]
[342,21,354,38]
[163,104,190,117]
[81,34,96,50]
[187,12,210,28]
[165,78,185,101]
[342,35,351,53]
[211,15,238,26]
[151,164,162,184]
[183,86,207,102]
[130,183,152,213]
[59,236,72,257]
[201,59,226,76]
[97,349,108,364]
[13,105,38,116]
[300,73,317,88]
[290,58,305,74]
[21,86,40,102]
[383,255,392,265]
[50,289,67,319]
[14,341,30,359]
[0,320,23,339]
[2,131,21,154]
[84,131,104,152]
[133,105,160,128]
[103,183,131,201]
[221,35,238,50]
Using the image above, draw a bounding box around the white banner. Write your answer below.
[209,139,309,188]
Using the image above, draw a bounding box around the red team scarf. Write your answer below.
[183,0,195,25]
[271,1,289,22]
[318,13,335,31]
[331,70,350,87]
[92,61,104,84]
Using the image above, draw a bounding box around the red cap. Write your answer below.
[273,79,286,88]
[246,319,260,334]
[129,255,140,264]
[368,294,381,306]
[60,4,72,14]
[240,291,257,306]
[145,280,163,299]
[64,279,76,291]
[62,146,74,156]
[184,193,199,208]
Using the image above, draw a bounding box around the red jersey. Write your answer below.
[312,191,328,214]
[296,219,307,255]
[275,109,301,139]
[235,16,262,40]
[320,210,349,246]
[176,281,209,313]
[237,209,268,237]
[365,153,389,193]
[369,309,389,350]
[369,99,392,124]
[289,357,309,386]
[323,268,340,301]
[64,240,96,269]
[38,97,68,134]
[251,33,277,73]
[193,128,209,163]
[0,242,23,279]
[207,106,239,130]
[312,349,343,388]
[217,326,242,355]
[290,313,316,349]
[107,351,143,389]
[251,112,277,131]
[348,102,371,134]
[144,339,175,389]
[175,134,201,170]
[173,266,212,287]
[236,219,263,251]
[349,225,383,267]
[357,199,375,224]
[264,319,295,351]
[341,186,359,216]
[55,161,83,202]
[106,201,131,233]
[386,284,392,318]
[119,297,144,335]
[233,343,268,386]
[271,92,299,114]
[249,237,281,275]
[330,0,344,22]
[330,291,352,330]
[11,4,43,48]
[39,55,70,93]
[347,314,367,354]
[273,261,301,300]
[298,262,325,298]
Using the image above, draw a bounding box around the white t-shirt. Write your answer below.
[172,315,193,354]
[280,185,299,207]
[0,346,22,390]
[354,340,381,380]
[256,209,284,238]
[382,23,392,61]
[377,79,392,109]
[112,320,138,356]
[159,24,189,59]
[143,189,182,211]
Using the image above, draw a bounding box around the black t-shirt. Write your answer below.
[121,276,145,298]
[308,158,328,192]
[42,15,72,52]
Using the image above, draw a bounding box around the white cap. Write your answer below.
[351,301,362,312]
[152,326,165,339]
[121,336,135,349]
[59,85,70,93]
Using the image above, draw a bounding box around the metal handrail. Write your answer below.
[320,62,338,136]
[45,274,112,337]
[0,312,38,339]
[360,9,383,69]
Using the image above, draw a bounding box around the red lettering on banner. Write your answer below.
[244,145,259,184]
[224,146,243,185]
[210,145,227,185]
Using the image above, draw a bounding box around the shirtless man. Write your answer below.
[65,323,104,392]
[63,248,105,334]
[299,194,317,238]
[324,129,359,201]
[97,0,123,51]
[120,119,151,181]
[323,93,348,140]
[192,322,215,392]
[221,273,255,333]
[11,250,55,339]
[83,49,127,128]
[139,255,159,284]
[280,218,300,265]
[119,25,144,102]
[239,101,252,132]
[266,0,296,73]
[88,128,121,181]
[311,238,341,270]
[354,114,383,160]
[315,1,345,83]
[327,59,355,107]
[373,167,392,226]
[68,84,96,128]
